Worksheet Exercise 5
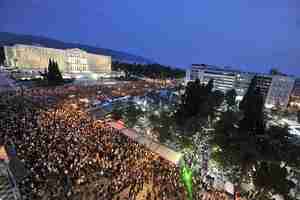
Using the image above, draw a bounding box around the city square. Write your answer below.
[1,1,300,199]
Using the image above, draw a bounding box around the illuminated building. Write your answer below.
[186,64,296,108]
[265,75,295,108]
[290,78,300,108]
[2,44,111,74]
[186,64,238,92]
[186,64,252,100]
[234,72,254,101]
[252,74,273,100]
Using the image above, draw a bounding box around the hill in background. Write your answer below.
[0,32,155,65]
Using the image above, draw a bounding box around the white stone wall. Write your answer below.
[4,44,111,74]
[87,53,111,73]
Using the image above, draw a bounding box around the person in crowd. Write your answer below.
[0,86,230,200]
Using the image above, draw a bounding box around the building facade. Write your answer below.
[186,64,238,93]
[186,64,254,100]
[252,74,273,100]
[265,75,295,108]
[290,78,300,108]
[186,64,295,108]
[234,72,254,101]
[3,44,111,74]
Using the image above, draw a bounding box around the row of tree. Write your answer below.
[212,76,299,199]
[111,97,174,143]
[0,47,5,65]
[112,61,185,79]
[175,79,237,126]
[40,59,63,85]
[176,77,300,199]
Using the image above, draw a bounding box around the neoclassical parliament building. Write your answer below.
[1,44,111,74]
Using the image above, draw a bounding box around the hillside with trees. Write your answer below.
[0,32,154,64]
[112,61,185,79]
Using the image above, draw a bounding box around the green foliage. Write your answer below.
[239,76,265,134]
[209,90,225,109]
[173,78,225,139]
[211,78,300,198]
[269,68,281,75]
[0,47,5,65]
[122,102,143,128]
[212,113,299,198]
[225,89,237,108]
[45,59,63,85]
[179,136,193,149]
[112,61,185,79]
[253,162,295,199]
[176,79,224,126]
[111,106,123,121]
[148,111,173,143]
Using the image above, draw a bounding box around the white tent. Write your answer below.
[108,122,182,165]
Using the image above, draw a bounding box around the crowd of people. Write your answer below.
[0,86,232,200]
[200,190,230,200]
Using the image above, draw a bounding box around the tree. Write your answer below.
[123,102,143,128]
[210,90,224,108]
[47,59,54,82]
[253,162,295,200]
[149,111,173,143]
[0,47,5,65]
[111,106,123,121]
[269,68,280,75]
[297,110,300,123]
[46,59,63,85]
[177,78,216,120]
[111,61,185,79]
[208,74,300,199]
[52,61,63,82]
[225,89,237,108]
[175,78,225,137]
[207,79,214,93]
[239,75,257,111]
[239,76,265,134]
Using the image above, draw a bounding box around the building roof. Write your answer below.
[191,64,242,73]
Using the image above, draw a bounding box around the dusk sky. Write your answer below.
[1,0,300,75]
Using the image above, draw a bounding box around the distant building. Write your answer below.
[290,78,300,108]
[186,64,295,108]
[252,74,273,100]
[292,78,300,97]
[186,64,253,100]
[2,44,111,74]
[234,72,254,101]
[265,75,295,108]
[186,64,238,93]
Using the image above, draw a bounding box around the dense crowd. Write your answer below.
[0,87,232,200]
